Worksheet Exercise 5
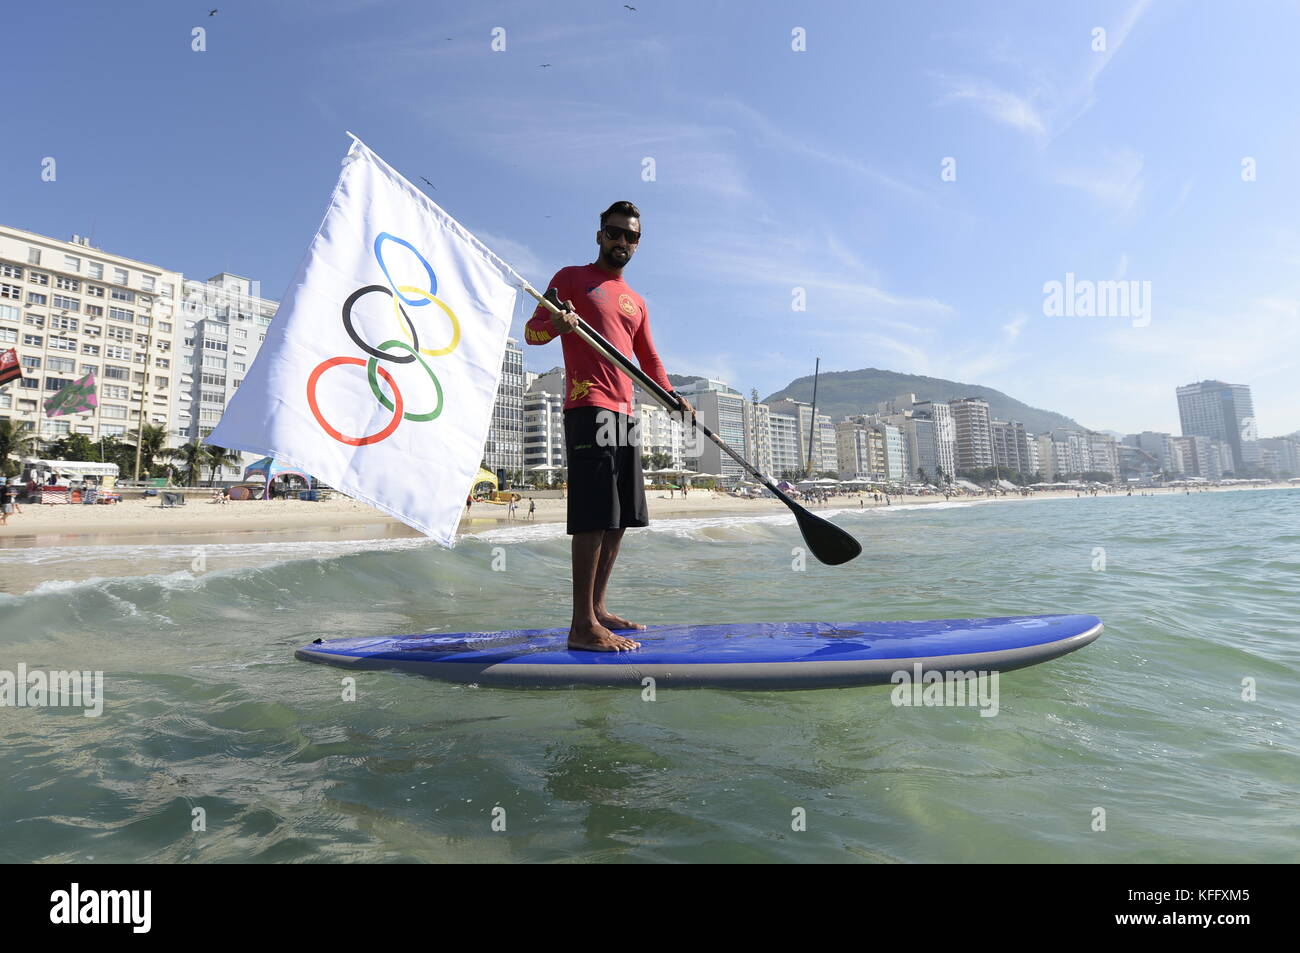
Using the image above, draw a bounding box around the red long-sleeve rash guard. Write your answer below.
[524,264,675,414]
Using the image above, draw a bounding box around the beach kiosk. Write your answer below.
[19,458,120,504]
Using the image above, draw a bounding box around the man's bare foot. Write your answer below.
[568,622,642,652]
[595,608,646,631]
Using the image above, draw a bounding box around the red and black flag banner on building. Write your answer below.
[0,347,23,387]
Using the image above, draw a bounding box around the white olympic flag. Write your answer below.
[209,135,522,545]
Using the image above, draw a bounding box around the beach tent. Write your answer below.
[471,467,498,498]
[243,456,314,495]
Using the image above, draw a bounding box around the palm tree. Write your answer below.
[127,423,171,477]
[203,443,242,486]
[167,438,207,487]
[0,420,40,478]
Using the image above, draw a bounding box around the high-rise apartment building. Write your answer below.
[1126,431,1181,475]
[912,400,956,479]
[483,339,524,484]
[769,412,802,478]
[948,397,993,470]
[1,225,183,467]
[835,420,871,480]
[1257,437,1299,477]
[523,385,565,477]
[677,380,748,481]
[742,394,774,479]
[1086,431,1120,479]
[1176,380,1258,472]
[991,419,1030,474]
[769,397,835,475]
[874,421,907,482]
[1172,434,1228,479]
[176,273,278,480]
[906,415,940,481]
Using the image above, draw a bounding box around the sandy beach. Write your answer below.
[1,482,1294,548]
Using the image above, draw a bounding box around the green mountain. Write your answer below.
[760,368,1086,435]
[667,373,706,389]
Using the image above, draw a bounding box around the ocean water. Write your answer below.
[1,489,1296,863]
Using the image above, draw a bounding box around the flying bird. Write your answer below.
[209,8,218,15]
[538,63,551,68]
[624,4,636,10]
[419,176,437,191]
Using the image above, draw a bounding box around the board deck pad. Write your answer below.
[295,614,1103,689]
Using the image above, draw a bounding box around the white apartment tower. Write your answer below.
[677,380,747,481]
[1,225,184,464]
[523,369,566,477]
[948,397,994,471]
[176,273,278,480]
[907,398,956,478]
[483,338,525,484]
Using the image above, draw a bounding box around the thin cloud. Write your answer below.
[935,0,1152,141]
[1050,149,1145,215]
[705,98,935,204]
[1059,0,1154,133]
[475,229,544,280]
[933,73,1047,137]
[436,98,753,201]
[1002,312,1030,342]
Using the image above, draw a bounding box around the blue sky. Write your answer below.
[4,0,1298,436]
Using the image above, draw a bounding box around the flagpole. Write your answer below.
[132,330,151,482]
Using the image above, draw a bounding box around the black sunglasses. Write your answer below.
[602,225,641,244]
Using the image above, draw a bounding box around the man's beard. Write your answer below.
[600,246,630,270]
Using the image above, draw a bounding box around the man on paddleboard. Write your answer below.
[524,201,694,652]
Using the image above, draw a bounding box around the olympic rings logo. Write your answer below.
[307,232,462,446]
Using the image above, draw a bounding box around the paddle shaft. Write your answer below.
[523,284,785,496]
[522,283,861,565]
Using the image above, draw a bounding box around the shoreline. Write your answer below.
[1,482,1295,550]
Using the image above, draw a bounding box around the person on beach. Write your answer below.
[524,200,695,652]
[507,495,517,520]
[528,497,535,520]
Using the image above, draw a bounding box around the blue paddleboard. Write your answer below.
[295,614,1102,689]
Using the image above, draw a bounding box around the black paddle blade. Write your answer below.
[792,505,863,565]
[768,484,861,564]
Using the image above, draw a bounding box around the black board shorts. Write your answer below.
[564,406,649,535]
